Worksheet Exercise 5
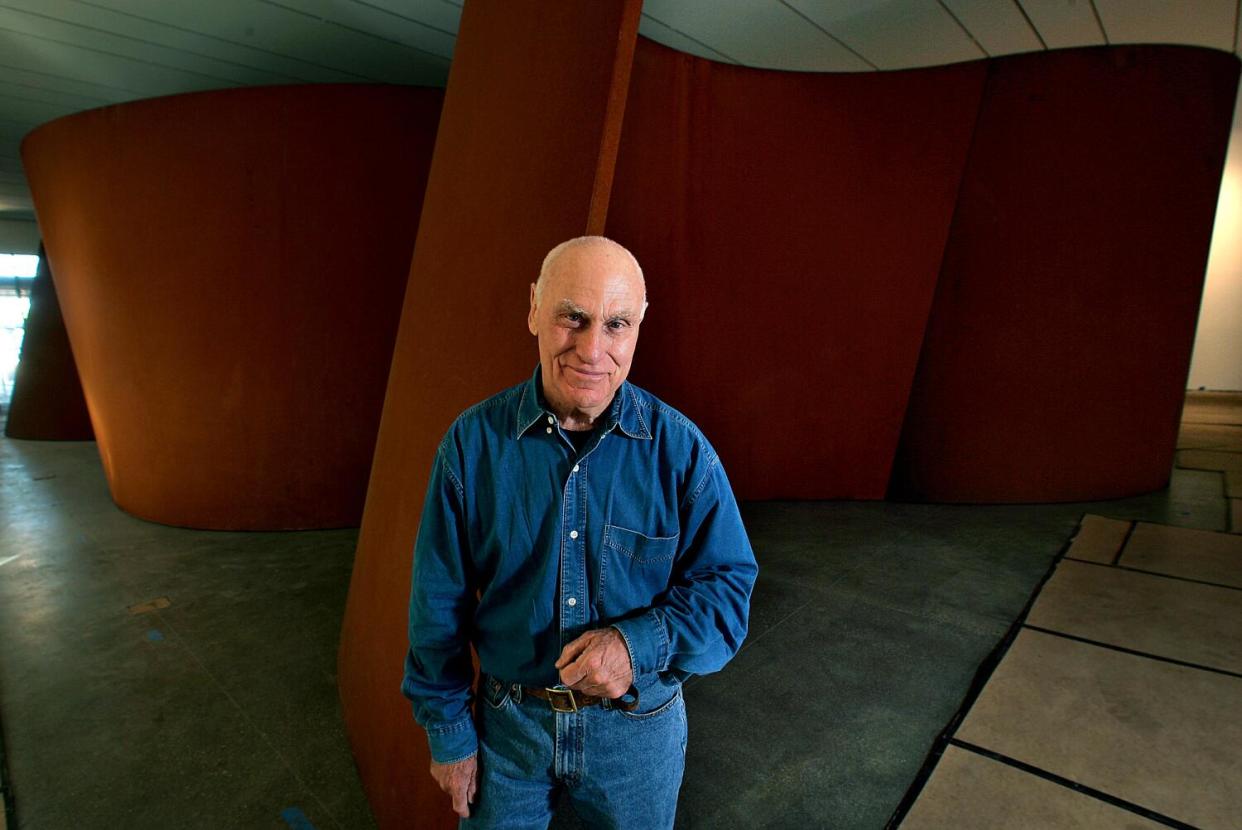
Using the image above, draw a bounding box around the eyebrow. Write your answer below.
[553,300,638,320]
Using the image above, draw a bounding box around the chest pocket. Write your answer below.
[597,524,679,615]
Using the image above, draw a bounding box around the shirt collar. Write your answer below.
[514,365,652,440]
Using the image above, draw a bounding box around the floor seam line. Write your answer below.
[1020,625,1242,680]
[947,739,1198,829]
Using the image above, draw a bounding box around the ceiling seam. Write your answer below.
[777,0,878,70]
[1012,0,1047,50]
[1087,0,1109,44]
[0,90,77,113]
[935,1,989,58]
[257,0,452,64]
[0,20,299,88]
[67,0,382,83]
[345,0,459,39]
[0,80,114,108]
[0,60,150,99]
[640,13,740,64]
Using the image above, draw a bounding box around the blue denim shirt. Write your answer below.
[402,368,758,763]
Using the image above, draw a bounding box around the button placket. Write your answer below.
[559,453,587,647]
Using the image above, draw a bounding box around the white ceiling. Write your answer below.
[1,0,1239,223]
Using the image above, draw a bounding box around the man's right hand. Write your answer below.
[430,754,479,819]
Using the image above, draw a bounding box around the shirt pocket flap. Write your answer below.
[603,524,679,564]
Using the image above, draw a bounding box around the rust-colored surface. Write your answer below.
[21,84,441,528]
[337,2,641,827]
[6,245,94,440]
[609,39,985,499]
[892,47,1240,502]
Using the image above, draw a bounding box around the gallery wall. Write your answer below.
[1189,83,1242,392]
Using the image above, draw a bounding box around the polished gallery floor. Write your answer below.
[0,394,1238,829]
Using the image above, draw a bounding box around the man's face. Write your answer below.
[528,242,645,424]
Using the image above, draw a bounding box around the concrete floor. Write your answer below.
[0,425,1234,829]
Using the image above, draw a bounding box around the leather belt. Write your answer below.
[521,685,640,713]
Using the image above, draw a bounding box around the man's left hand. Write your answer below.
[555,627,633,698]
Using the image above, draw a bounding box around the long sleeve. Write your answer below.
[400,443,479,764]
[612,451,757,681]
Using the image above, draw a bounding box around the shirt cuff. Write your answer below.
[425,715,478,764]
[611,609,669,679]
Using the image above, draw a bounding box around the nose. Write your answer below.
[575,326,604,364]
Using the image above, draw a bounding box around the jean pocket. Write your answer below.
[603,524,679,564]
[619,685,682,722]
[481,675,512,711]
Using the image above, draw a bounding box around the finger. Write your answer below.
[558,661,585,688]
[451,785,468,818]
[554,635,591,669]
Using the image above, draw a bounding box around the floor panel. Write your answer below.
[1026,559,1242,674]
[955,629,1242,830]
[899,745,1166,830]
[1121,522,1242,588]
[1062,514,1129,564]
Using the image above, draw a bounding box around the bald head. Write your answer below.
[533,236,646,311]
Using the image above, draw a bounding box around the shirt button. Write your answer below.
[569,530,579,539]
[547,416,554,425]
[572,464,580,473]
[567,597,577,607]
[545,427,552,434]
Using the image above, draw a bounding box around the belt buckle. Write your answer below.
[545,686,578,713]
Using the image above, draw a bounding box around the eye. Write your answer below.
[564,312,584,327]
[607,319,630,331]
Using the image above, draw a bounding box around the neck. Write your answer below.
[543,387,612,432]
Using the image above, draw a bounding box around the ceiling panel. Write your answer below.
[0,77,115,111]
[263,0,457,60]
[1018,0,1107,48]
[0,93,75,126]
[942,0,1046,55]
[0,51,156,101]
[0,29,244,100]
[25,0,368,85]
[0,4,304,87]
[1095,0,1236,51]
[785,0,984,70]
[67,0,448,85]
[359,0,464,36]
[642,0,872,72]
[638,13,738,63]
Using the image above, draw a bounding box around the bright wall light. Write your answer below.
[0,254,39,278]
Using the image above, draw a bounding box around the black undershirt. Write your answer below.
[565,427,593,453]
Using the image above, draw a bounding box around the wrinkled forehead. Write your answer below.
[545,246,645,308]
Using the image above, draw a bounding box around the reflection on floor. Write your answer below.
[0,391,1237,829]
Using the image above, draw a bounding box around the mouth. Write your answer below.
[563,364,608,383]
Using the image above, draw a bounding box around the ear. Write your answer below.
[527,282,539,336]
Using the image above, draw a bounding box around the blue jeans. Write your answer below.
[464,674,688,829]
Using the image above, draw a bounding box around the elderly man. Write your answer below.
[402,236,757,829]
